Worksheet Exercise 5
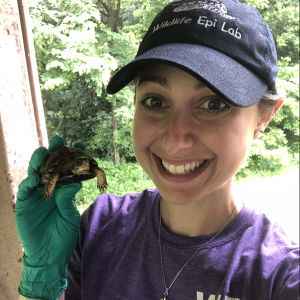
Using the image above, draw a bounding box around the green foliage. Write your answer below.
[29,0,299,199]
[76,159,155,210]
[29,0,138,157]
[44,80,112,157]
[237,0,300,176]
[88,110,114,158]
[30,0,114,91]
[236,137,296,181]
[88,89,135,160]
[122,0,169,38]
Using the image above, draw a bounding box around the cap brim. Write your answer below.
[106,43,267,107]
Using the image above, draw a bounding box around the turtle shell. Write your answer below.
[38,146,107,198]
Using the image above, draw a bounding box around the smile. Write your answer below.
[151,153,213,183]
[162,159,206,175]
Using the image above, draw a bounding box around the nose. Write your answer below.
[161,108,195,154]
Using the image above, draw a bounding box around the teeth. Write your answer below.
[184,163,190,171]
[162,159,205,175]
[169,165,175,173]
[176,165,184,174]
[162,161,169,169]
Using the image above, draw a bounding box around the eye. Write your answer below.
[200,98,229,114]
[75,159,83,166]
[143,97,166,109]
[202,98,225,110]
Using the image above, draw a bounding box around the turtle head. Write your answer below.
[71,157,90,174]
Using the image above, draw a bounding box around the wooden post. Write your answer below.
[0,0,48,298]
[17,0,48,147]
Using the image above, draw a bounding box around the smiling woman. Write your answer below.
[132,64,281,231]
[16,0,299,300]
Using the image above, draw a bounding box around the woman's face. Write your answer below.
[132,64,262,205]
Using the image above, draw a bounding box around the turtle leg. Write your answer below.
[94,168,107,191]
[43,172,60,199]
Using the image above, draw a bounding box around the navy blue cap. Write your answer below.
[106,0,278,107]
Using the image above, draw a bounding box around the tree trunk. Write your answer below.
[111,93,120,164]
[96,0,121,164]
[106,0,121,164]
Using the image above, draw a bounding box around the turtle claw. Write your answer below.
[95,168,107,192]
[97,182,108,192]
[43,190,53,200]
[43,173,60,200]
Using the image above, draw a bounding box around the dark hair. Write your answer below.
[257,90,279,121]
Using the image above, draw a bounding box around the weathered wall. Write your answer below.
[0,0,47,299]
[0,121,23,300]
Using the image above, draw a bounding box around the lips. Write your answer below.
[151,153,213,182]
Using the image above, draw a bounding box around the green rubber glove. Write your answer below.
[15,135,82,300]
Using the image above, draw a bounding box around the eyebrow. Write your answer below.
[137,75,171,90]
[137,75,206,90]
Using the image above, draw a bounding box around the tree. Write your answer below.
[235,0,299,179]
[29,0,170,161]
[97,0,122,164]
[29,0,138,162]
[29,0,299,178]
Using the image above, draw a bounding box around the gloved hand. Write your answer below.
[15,135,82,300]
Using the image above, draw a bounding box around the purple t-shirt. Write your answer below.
[65,189,299,300]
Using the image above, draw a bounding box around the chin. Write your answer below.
[154,183,205,205]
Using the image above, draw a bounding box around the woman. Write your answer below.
[16,1,299,299]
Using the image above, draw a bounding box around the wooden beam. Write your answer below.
[17,0,48,147]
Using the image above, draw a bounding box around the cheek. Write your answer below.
[132,113,141,156]
[222,118,253,164]
[212,115,255,166]
[132,110,155,159]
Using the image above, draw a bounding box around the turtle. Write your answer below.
[38,146,107,199]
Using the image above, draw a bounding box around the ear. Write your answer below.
[272,96,284,116]
[253,96,284,140]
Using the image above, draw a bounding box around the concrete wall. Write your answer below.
[0,0,48,298]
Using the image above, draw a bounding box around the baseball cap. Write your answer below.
[106,0,278,107]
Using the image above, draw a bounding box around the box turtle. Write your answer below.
[38,146,107,198]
